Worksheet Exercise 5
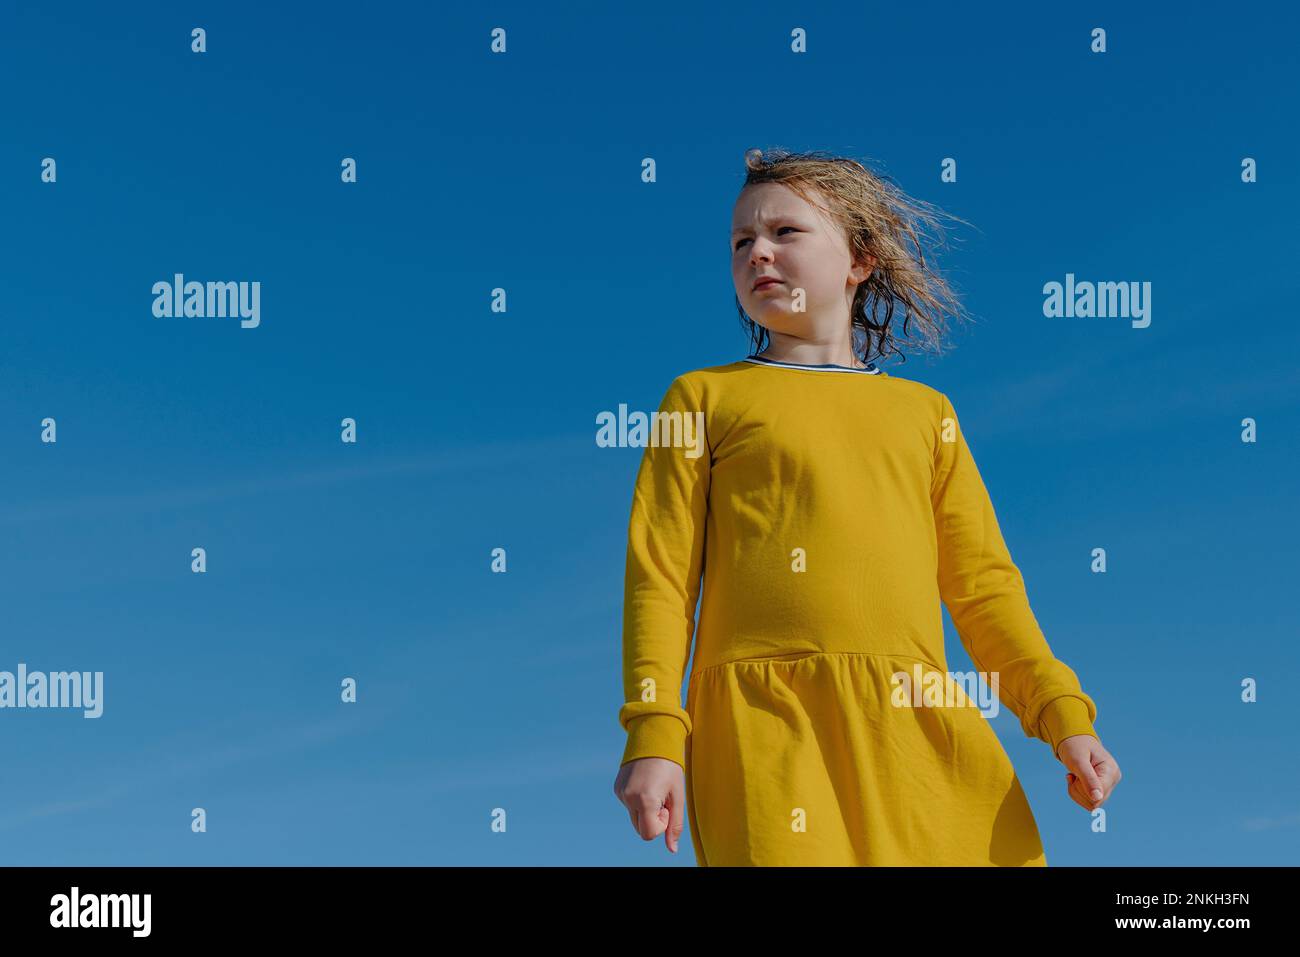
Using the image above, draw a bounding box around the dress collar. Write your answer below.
[743,354,881,375]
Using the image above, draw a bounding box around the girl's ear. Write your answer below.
[850,253,877,284]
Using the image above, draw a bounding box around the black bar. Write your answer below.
[0,865,1288,942]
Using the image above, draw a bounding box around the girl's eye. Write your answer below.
[734,226,798,250]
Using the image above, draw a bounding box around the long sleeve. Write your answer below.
[618,375,711,770]
[931,392,1098,759]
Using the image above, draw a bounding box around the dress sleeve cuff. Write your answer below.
[1038,696,1098,758]
[620,713,689,770]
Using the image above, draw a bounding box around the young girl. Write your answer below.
[612,148,1121,866]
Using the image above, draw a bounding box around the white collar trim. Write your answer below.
[744,355,881,375]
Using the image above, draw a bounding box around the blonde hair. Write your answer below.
[736,147,977,367]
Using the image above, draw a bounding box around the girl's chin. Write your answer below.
[747,303,801,330]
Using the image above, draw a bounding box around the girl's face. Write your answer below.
[730,182,873,343]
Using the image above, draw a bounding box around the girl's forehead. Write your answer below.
[734,182,831,222]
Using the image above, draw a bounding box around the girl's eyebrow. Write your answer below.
[731,215,802,236]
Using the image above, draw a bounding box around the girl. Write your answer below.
[612,148,1121,865]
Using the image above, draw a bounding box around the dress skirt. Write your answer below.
[683,651,1048,866]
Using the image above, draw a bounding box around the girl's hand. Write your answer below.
[613,757,686,853]
[1056,734,1121,811]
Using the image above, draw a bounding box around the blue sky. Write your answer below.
[1,1,1296,865]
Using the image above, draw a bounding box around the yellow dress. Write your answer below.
[618,355,1099,866]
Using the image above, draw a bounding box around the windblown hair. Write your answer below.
[736,147,977,368]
